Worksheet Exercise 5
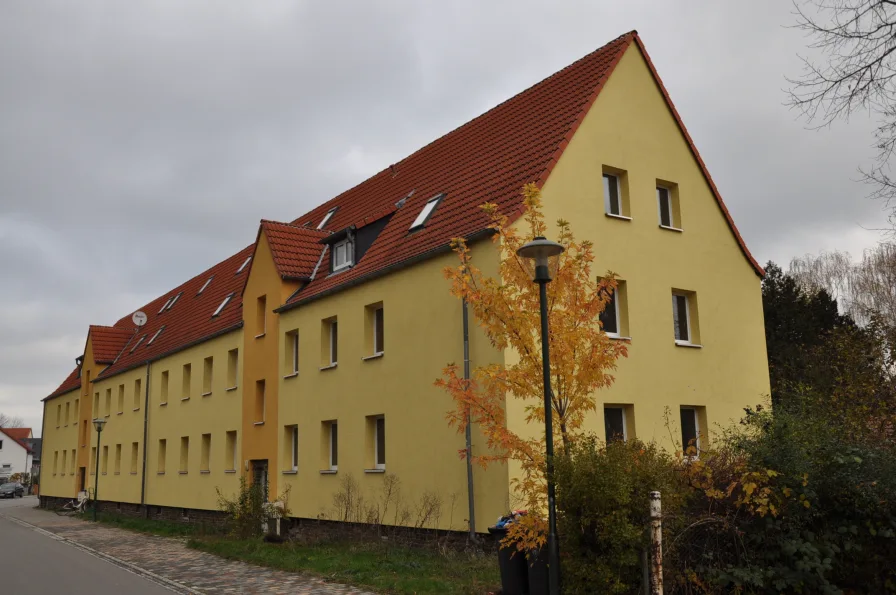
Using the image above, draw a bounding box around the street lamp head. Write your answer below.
[92,418,106,433]
[516,236,565,283]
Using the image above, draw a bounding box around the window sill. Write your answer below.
[117,412,123,415]
[180,397,190,402]
[319,469,338,475]
[319,363,338,371]
[282,470,298,475]
[283,372,299,379]
[605,213,632,221]
[201,391,212,397]
[225,386,238,392]
[114,472,120,475]
[104,414,110,418]
[675,341,703,349]
[364,468,386,474]
[224,469,237,474]
[56,426,60,429]
[253,421,265,426]
[101,472,107,476]
[255,333,266,339]
[659,224,683,233]
[200,470,210,474]
[362,352,384,361]
[160,402,168,407]
[607,335,632,341]
[133,408,140,412]
[130,472,138,475]
[157,472,165,475]
[178,471,188,475]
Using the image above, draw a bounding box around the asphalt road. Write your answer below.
[0,496,175,595]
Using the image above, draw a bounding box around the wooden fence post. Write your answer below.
[649,491,663,595]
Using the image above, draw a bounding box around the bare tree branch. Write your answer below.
[0,413,25,428]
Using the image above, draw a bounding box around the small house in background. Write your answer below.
[0,428,34,481]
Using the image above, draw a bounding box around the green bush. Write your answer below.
[555,437,686,594]
[216,476,267,539]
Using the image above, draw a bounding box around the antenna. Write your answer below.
[132,311,147,328]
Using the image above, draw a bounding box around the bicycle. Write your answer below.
[55,490,91,516]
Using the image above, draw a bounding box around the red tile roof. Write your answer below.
[89,325,136,364]
[260,221,329,280]
[50,367,81,399]
[44,31,761,399]
[0,428,34,453]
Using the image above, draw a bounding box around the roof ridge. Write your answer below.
[261,219,331,235]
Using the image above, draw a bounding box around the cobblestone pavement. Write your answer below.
[1,499,374,595]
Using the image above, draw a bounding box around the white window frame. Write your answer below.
[410,195,443,230]
[130,335,146,353]
[329,422,338,471]
[317,208,337,230]
[329,321,338,365]
[158,298,172,314]
[332,239,352,271]
[604,406,627,441]
[291,331,299,374]
[672,293,692,345]
[290,425,299,471]
[603,173,622,216]
[373,307,384,355]
[166,292,182,311]
[680,407,700,455]
[213,293,234,317]
[236,256,252,274]
[602,291,621,338]
[147,326,165,346]
[374,416,385,470]
[197,276,213,295]
[657,186,674,229]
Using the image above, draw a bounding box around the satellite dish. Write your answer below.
[132,311,148,327]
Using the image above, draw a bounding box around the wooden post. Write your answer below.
[649,491,663,595]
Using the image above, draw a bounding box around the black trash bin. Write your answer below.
[489,526,529,595]
[526,547,548,595]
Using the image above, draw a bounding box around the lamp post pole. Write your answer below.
[516,236,565,595]
[92,418,105,522]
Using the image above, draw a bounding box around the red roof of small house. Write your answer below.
[0,428,34,453]
[44,31,761,398]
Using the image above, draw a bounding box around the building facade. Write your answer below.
[39,32,769,533]
[0,428,34,481]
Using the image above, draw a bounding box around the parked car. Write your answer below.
[0,482,24,498]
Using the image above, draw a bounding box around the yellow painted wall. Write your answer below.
[240,232,301,499]
[503,41,770,487]
[144,330,243,510]
[277,240,508,533]
[39,388,81,497]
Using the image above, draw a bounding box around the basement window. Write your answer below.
[147,326,165,346]
[197,276,214,295]
[317,207,337,230]
[213,293,234,317]
[236,256,252,274]
[409,194,445,230]
[166,292,182,311]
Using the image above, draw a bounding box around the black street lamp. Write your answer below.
[516,235,565,595]
[92,417,106,521]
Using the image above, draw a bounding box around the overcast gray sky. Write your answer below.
[1,1,889,435]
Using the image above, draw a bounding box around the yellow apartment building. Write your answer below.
[39,31,769,533]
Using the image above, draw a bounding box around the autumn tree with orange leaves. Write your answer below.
[435,183,627,549]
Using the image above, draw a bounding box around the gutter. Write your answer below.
[139,361,151,517]
[276,229,495,313]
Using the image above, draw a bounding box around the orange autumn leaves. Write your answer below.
[435,184,628,546]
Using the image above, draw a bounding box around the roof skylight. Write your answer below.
[197,276,214,295]
[236,256,252,274]
[317,207,337,230]
[147,326,165,346]
[410,194,445,230]
[130,335,146,353]
[158,298,172,314]
[213,293,234,317]
[166,292,182,311]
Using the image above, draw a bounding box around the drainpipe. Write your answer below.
[139,361,151,518]
[463,299,476,539]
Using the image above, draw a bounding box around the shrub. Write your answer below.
[216,477,291,539]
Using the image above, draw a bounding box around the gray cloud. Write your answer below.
[1,0,888,434]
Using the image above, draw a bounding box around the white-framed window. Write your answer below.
[410,194,444,230]
[290,425,299,471]
[158,297,172,314]
[147,326,164,345]
[332,239,353,271]
[197,276,213,295]
[603,173,621,216]
[166,292,182,311]
[600,288,621,337]
[672,293,691,343]
[680,407,700,455]
[604,406,627,442]
[236,256,252,274]
[329,422,338,471]
[130,335,146,353]
[374,307,384,355]
[213,293,234,317]
[657,186,674,228]
[317,207,337,230]
[374,416,386,470]
[329,320,338,365]
[289,330,299,374]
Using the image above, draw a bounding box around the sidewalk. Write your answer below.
[1,499,373,595]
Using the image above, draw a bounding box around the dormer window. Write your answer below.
[410,193,445,230]
[236,256,252,275]
[317,207,337,230]
[332,239,353,272]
